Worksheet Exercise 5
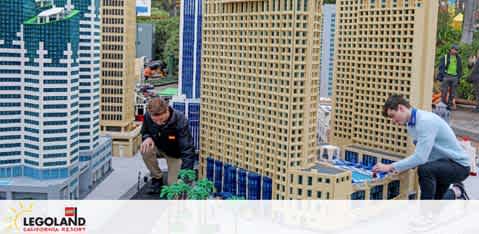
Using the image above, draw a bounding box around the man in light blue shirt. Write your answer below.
[373,94,470,199]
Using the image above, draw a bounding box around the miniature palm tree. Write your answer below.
[177,169,197,184]
[160,185,175,200]
[187,185,210,200]
[176,179,192,199]
[195,179,215,194]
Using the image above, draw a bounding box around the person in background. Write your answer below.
[143,65,152,81]
[437,44,463,109]
[373,94,470,200]
[467,49,479,112]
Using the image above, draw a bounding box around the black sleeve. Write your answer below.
[177,117,196,169]
[141,112,152,141]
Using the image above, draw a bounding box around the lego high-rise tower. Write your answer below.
[331,0,438,199]
[100,0,141,157]
[200,0,322,199]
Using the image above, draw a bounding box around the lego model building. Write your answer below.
[0,0,112,199]
[200,0,437,200]
[100,0,142,157]
[329,0,438,199]
[171,0,203,151]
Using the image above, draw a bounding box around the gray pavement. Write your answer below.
[84,154,149,200]
[464,175,479,199]
[450,106,479,142]
[450,107,479,199]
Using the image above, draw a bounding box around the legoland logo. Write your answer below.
[4,202,87,233]
[3,202,33,232]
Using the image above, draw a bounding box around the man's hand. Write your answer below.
[140,137,154,154]
[372,163,394,173]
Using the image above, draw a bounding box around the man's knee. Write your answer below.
[142,148,157,160]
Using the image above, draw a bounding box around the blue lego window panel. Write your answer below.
[188,103,200,151]
[362,155,377,169]
[345,151,358,163]
[262,177,273,200]
[237,169,247,198]
[387,180,401,199]
[224,164,237,195]
[0,166,22,177]
[351,190,366,200]
[381,158,395,165]
[370,185,384,200]
[173,102,186,115]
[213,160,223,192]
[223,164,232,193]
[247,173,261,200]
[206,157,215,181]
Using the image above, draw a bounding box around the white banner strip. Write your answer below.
[1,201,478,234]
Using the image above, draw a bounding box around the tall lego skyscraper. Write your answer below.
[171,0,202,151]
[319,4,335,98]
[200,0,322,199]
[0,0,112,199]
[100,0,141,157]
[54,0,102,153]
[330,0,438,198]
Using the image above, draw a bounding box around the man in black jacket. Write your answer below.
[468,50,479,112]
[438,45,463,109]
[140,97,195,192]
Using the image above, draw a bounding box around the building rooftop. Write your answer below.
[0,173,70,188]
[303,163,345,174]
[38,7,63,17]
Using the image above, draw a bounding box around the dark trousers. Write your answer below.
[418,158,470,200]
[440,75,459,105]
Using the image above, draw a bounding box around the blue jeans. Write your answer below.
[418,158,470,200]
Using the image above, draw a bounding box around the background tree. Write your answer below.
[461,0,477,44]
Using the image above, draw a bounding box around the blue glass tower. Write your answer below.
[319,4,336,98]
[172,0,202,151]
[179,0,202,99]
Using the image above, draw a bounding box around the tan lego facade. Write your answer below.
[200,0,436,200]
[330,0,438,199]
[200,0,322,199]
[100,0,141,157]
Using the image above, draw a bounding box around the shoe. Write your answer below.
[452,182,470,200]
[147,177,164,194]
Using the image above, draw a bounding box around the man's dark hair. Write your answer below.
[147,97,169,116]
[382,94,411,117]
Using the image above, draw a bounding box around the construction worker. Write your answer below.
[374,94,470,199]
[140,98,195,193]
[437,44,463,109]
